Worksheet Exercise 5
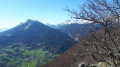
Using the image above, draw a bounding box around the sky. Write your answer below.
[0,0,85,29]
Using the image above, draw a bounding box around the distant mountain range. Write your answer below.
[55,23,91,40]
[48,20,102,41]
[0,19,76,67]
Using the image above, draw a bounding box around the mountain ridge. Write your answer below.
[0,19,76,53]
[0,19,76,67]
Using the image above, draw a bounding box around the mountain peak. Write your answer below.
[23,19,44,30]
[26,19,38,23]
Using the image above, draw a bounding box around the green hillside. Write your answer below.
[0,43,59,67]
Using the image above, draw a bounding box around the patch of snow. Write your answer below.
[61,20,91,25]
[24,23,32,30]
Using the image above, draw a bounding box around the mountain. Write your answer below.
[48,20,102,41]
[49,23,92,41]
[57,23,91,40]
[0,19,76,67]
[0,19,76,53]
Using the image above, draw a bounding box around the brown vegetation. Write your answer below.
[42,42,97,67]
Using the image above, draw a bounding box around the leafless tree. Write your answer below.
[66,0,120,67]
